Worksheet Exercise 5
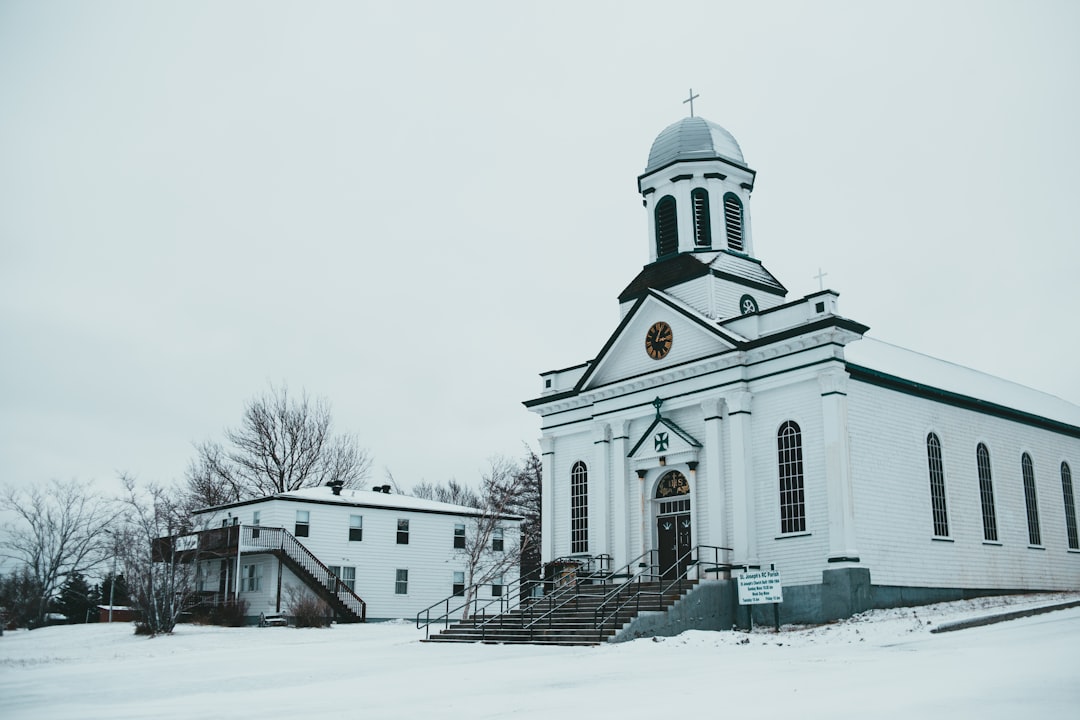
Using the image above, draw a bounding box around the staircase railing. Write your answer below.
[241,526,367,622]
[510,550,655,642]
[415,566,547,639]
[592,545,732,642]
[416,553,612,639]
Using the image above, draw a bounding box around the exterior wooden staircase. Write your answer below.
[158,525,367,623]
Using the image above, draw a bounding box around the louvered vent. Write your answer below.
[691,188,711,248]
[723,193,743,251]
[655,195,678,257]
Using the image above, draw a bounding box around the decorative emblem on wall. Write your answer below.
[654,432,669,452]
[656,470,689,497]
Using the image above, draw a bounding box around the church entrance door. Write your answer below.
[654,470,692,582]
[657,513,691,582]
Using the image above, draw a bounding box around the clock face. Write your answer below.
[645,321,673,360]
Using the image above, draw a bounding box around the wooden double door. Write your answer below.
[657,513,692,582]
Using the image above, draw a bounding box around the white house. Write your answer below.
[524,115,1080,624]
[187,484,521,622]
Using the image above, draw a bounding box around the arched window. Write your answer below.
[691,188,711,248]
[976,444,998,541]
[926,433,949,537]
[570,461,588,553]
[1062,462,1078,550]
[723,192,744,252]
[777,421,805,534]
[655,196,678,257]
[1022,454,1041,546]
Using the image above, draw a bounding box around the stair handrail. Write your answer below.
[592,545,733,642]
[511,550,656,640]
[241,525,367,622]
[415,566,548,639]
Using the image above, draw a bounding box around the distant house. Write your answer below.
[97,605,135,623]
[174,484,521,623]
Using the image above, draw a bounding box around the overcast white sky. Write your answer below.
[2,1,1078,498]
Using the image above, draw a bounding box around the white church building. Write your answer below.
[524,114,1080,624]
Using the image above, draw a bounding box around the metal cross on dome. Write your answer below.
[683,89,700,117]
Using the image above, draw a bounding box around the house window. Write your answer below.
[1022,454,1041,546]
[1062,462,1078,550]
[328,566,356,592]
[778,421,806,534]
[453,523,466,549]
[492,574,504,597]
[926,433,949,537]
[453,571,465,597]
[977,444,998,541]
[723,192,744,251]
[395,569,408,595]
[295,510,310,538]
[349,515,363,542]
[691,188,711,248]
[655,195,678,257]
[252,510,261,540]
[397,519,409,544]
[571,461,589,553]
[195,564,207,593]
[492,527,504,552]
[241,563,261,592]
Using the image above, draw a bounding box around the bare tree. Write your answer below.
[183,384,372,511]
[513,448,542,586]
[0,479,118,627]
[118,474,203,635]
[411,478,481,508]
[459,457,531,619]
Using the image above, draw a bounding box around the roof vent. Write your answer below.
[327,480,344,496]
[374,484,392,494]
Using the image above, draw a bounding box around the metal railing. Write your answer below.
[240,526,367,622]
[592,545,732,642]
[415,554,612,639]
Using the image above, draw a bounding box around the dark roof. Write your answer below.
[618,254,710,303]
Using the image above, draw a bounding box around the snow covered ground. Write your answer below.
[2,592,1078,720]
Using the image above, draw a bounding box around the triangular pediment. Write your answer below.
[628,410,702,469]
[578,291,741,391]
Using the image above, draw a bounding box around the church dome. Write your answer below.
[644,116,745,173]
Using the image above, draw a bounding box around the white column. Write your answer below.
[819,368,859,562]
[636,469,648,560]
[702,397,726,549]
[727,390,757,566]
[540,435,555,563]
[611,420,631,568]
[592,423,611,559]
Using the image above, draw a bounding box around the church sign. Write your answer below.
[737,570,783,605]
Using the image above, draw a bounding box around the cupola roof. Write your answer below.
[644,116,745,173]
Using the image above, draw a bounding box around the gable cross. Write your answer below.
[652,396,664,418]
[683,88,700,117]
[814,267,828,291]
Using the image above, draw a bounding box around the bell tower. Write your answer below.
[619,115,787,321]
[638,115,757,262]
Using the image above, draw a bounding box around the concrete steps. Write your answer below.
[423,580,698,646]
